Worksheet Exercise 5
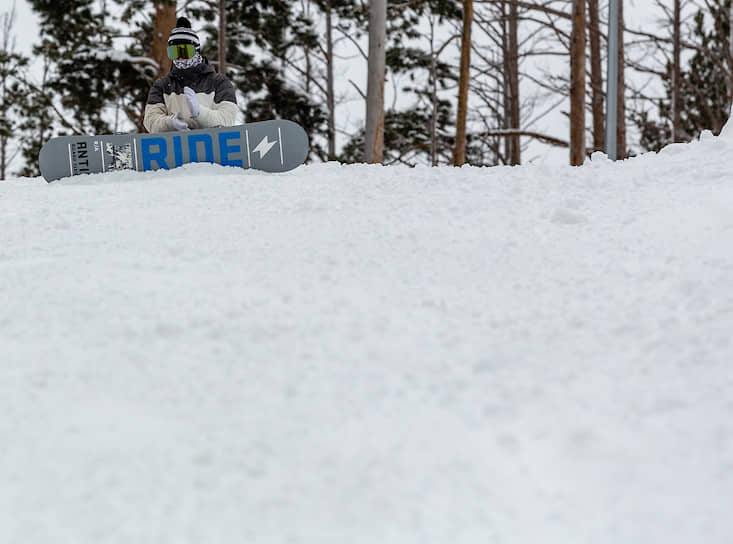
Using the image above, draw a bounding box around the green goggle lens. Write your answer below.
[167,44,197,60]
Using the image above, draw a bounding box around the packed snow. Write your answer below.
[2,123,733,543]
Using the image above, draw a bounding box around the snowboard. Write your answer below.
[39,119,309,183]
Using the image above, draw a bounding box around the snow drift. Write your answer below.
[1,125,732,543]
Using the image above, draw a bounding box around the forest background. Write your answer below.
[1,0,732,179]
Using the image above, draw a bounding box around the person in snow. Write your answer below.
[143,17,238,133]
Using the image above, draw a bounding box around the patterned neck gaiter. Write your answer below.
[173,52,204,70]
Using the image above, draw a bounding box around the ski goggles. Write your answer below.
[167,43,197,60]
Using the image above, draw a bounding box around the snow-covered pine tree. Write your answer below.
[14,51,54,177]
[635,0,732,152]
[27,0,162,137]
[29,0,119,135]
[189,0,330,161]
[0,3,29,179]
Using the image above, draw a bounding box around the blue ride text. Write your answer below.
[141,131,244,170]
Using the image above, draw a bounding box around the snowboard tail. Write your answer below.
[39,120,308,182]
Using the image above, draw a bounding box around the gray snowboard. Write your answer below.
[39,120,309,183]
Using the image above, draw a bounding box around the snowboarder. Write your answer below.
[143,17,238,133]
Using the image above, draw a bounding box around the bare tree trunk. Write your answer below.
[38,55,51,162]
[364,0,386,163]
[152,1,177,79]
[507,0,520,165]
[306,49,313,95]
[570,0,586,165]
[454,0,473,166]
[672,0,681,141]
[218,0,226,75]
[616,0,626,158]
[1,5,11,179]
[588,0,604,151]
[1,136,6,180]
[1,66,6,178]
[429,17,438,166]
[326,0,336,160]
[502,3,510,164]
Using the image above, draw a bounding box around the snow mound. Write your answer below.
[1,132,732,543]
[719,107,733,139]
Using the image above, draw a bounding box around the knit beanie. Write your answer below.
[168,17,200,47]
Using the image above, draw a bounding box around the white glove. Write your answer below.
[171,112,189,131]
[183,87,200,118]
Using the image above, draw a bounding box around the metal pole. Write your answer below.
[605,0,619,160]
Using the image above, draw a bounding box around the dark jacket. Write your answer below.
[143,61,238,133]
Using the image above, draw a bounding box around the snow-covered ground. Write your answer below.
[2,123,733,543]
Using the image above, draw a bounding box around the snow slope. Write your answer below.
[2,124,733,543]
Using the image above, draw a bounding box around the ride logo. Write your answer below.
[139,130,283,172]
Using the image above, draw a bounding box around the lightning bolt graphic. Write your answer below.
[252,136,278,159]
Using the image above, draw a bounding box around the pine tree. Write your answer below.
[15,52,55,177]
[191,0,330,160]
[27,0,163,135]
[29,0,115,134]
[635,0,732,152]
[0,2,29,179]
[11,0,168,173]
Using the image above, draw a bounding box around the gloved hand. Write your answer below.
[183,86,200,118]
[171,112,189,131]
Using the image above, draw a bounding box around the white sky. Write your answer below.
[6,0,681,166]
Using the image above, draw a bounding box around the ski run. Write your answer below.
[2,121,733,543]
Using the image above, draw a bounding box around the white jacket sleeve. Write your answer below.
[143,103,174,133]
[143,80,175,133]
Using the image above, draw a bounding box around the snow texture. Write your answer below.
[1,124,733,543]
